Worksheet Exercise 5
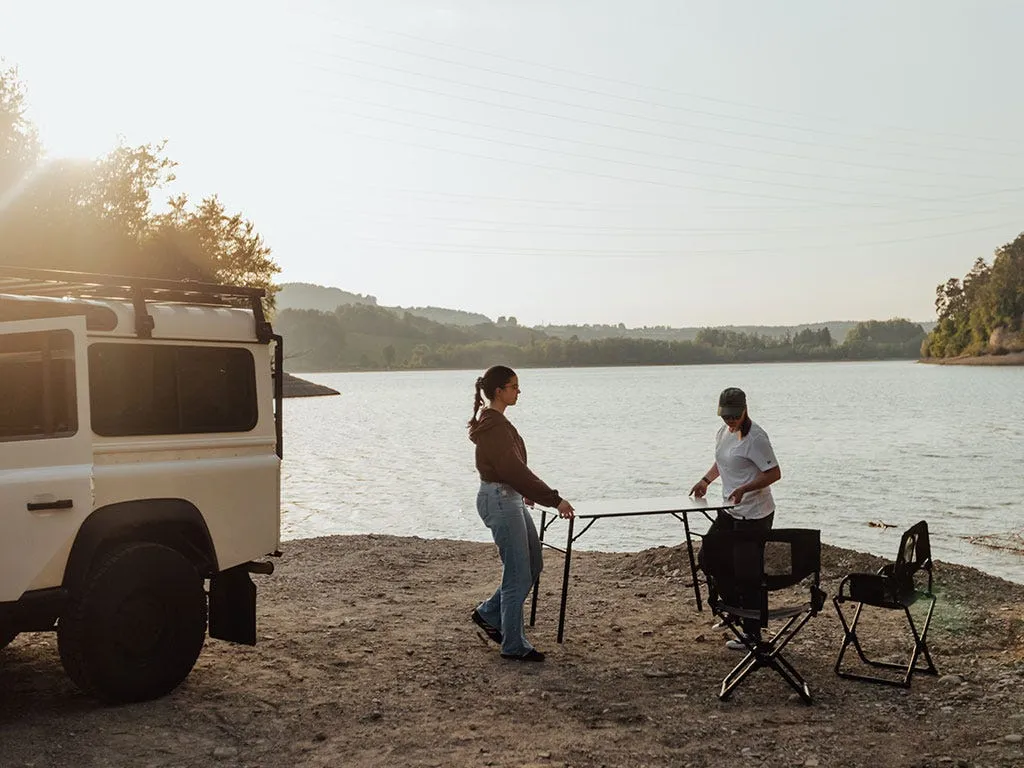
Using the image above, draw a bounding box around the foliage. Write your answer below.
[924,234,1024,358]
[0,64,41,198]
[0,67,278,296]
[275,304,926,372]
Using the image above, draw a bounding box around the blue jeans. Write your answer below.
[475,481,543,656]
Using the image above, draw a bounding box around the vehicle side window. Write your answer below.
[0,329,78,442]
[89,343,258,436]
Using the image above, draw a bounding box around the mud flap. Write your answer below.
[209,566,257,646]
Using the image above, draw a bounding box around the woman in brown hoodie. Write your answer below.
[468,365,575,662]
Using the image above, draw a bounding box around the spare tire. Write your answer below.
[57,541,207,703]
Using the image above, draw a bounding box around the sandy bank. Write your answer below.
[3,534,1024,768]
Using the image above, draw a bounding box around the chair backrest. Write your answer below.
[895,520,932,573]
[881,520,933,597]
[702,528,822,603]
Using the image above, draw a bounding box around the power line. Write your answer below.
[340,219,1022,258]
[313,29,1024,159]
[304,54,1021,180]
[335,17,1024,150]
[314,90,993,195]
[326,204,1017,236]
[324,184,1016,215]
[327,107,1024,206]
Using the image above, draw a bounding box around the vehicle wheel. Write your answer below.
[57,541,207,703]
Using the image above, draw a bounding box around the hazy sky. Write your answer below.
[3,1,1024,326]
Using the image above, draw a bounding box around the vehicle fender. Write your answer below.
[63,499,218,590]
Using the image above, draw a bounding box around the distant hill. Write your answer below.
[277,283,378,312]
[277,283,491,326]
[393,306,493,326]
[276,282,932,344]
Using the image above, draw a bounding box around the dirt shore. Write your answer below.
[3,534,1024,768]
[919,352,1024,366]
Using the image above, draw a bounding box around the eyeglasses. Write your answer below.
[721,414,743,422]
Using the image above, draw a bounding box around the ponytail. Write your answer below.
[468,377,485,428]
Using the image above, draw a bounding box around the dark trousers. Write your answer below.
[698,510,775,638]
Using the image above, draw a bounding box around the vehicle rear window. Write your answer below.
[0,329,78,442]
[89,343,258,436]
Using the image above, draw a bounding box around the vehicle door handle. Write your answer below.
[27,499,74,511]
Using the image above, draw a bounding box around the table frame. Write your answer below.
[528,500,736,643]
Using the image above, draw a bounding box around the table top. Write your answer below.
[571,495,736,519]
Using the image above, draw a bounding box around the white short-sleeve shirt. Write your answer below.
[715,420,778,520]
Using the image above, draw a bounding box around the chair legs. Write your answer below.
[719,612,816,705]
[833,595,938,687]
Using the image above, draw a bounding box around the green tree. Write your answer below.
[924,233,1024,358]
[0,65,41,198]
[0,67,278,293]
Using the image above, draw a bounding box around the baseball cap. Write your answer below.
[717,387,747,418]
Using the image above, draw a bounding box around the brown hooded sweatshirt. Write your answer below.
[468,408,562,508]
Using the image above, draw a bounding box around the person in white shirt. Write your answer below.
[690,387,782,649]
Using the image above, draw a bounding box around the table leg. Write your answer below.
[557,515,575,643]
[530,509,547,627]
[683,512,704,612]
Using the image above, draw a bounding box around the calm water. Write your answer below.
[281,362,1024,583]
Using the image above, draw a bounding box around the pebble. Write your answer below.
[1005,733,1023,743]
[939,674,964,685]
[212,746,238,759]
[804,759,820,767]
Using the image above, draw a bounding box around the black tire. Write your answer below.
[57,541,207,703]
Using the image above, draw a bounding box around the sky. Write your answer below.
[3,0,1024,327]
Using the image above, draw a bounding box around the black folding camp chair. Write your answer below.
[833,520,938,687]
[702,528,827,705]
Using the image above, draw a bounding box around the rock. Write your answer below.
[212,746,238,759]
[282,372,339,398]
[939,674,965,685]
[1005,734,1023,743]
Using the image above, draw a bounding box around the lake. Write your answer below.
[280,361,1024,583]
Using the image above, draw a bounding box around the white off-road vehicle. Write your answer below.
[0,267,283,703]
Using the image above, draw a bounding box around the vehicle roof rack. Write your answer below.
[0,266,272,342]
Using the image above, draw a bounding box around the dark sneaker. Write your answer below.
[726,635,760,651]
[500,649,545,662]
[471,609,502,645]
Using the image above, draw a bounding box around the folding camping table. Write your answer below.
[529,496,736,642]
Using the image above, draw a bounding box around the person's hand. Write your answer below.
[524,497,535,508]
[557,499,575,519]
[689,478,709,498]
[728,487,746,504]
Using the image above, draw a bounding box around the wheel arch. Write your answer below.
[64,499,218,590]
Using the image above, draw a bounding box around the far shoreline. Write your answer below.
[285,358,927,376]
[919,351,1024,366]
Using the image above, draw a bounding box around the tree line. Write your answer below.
[923,232,1024,358]
[276,304,926,371]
